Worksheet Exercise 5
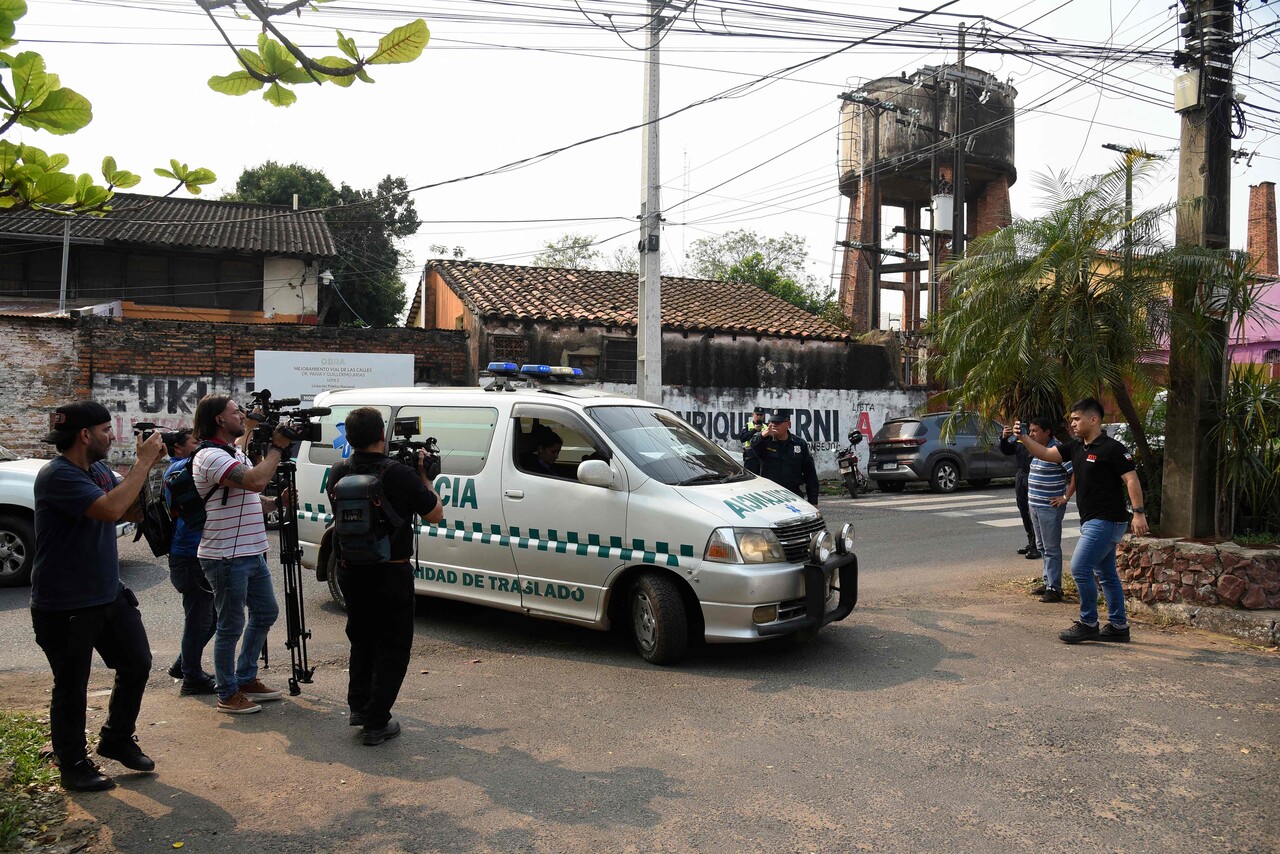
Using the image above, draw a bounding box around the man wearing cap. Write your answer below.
[735,406,767,474]
[161,429,217,696]
[749,409,820,504]
[30,401,166,792]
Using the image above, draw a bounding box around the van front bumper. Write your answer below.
[699,553,859,642]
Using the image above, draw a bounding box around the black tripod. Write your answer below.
[273,457,314,695]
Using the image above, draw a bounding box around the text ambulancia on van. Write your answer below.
[294,364,859,664]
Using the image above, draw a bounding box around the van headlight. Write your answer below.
[810,530,835,563]
[703,528,786,564]
[837,522,855,555]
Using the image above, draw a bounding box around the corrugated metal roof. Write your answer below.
[420,260,851,341]
[0,193,336,258]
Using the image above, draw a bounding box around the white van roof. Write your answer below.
[315,384,641,406]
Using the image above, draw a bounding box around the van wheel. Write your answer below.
[0,514,34,588]
[629,572,688,665]
[326,551,346,610]
[930,460,960,493]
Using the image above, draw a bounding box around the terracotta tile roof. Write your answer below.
[0,193,336,258]
[425,260,850,340]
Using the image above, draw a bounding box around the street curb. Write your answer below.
[1127,598,1280,647]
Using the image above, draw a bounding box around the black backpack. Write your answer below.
[163,443,225,530]
[332,459,404,565]
[134,476,175,558]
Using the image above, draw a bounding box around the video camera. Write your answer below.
[389,415,442,480]
[243,389,328,459]
[132,421,160,441]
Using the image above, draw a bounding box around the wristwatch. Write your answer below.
[1132,505,1146,514]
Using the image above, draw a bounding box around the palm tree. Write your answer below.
[926,159,1251,470]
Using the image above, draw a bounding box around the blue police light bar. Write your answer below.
[519,364,553,376]
[486,361,520,374]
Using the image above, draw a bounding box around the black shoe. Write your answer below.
[166,660,183,680]
[1024,548,1042,560]
[1039,589,1064,603]
[1030,584,1048,596]
[1016,546,1029,555]
[1059,621,1100,644]
[1099,623,1131,643]
[96,735,155,772]
[60,758,116,792]
[362,719,401,746]
[349,712,367,728]
[180,676,217,696]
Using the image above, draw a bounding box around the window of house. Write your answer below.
[490,334,527,366]
[601,337,638,383]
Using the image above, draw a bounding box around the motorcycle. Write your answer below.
[837,429,869,498]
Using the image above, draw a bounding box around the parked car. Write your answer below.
[868,412,1016,494]
[0,444,135,587]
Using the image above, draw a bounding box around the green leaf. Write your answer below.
[262,81,297,107]
[15,86,91,134]
[183,182,204,195]
[0,139,19,172]
[26,170,75,205]
[0,76,13,110]
[0,196,17,209]
[184,167,216,186]
[208,70,265,97]
[315,58,356,87]
[256,34,297,76]
[169,158,184,174]
[101,155,116,175]
[356,68,374,84]
[367,20,429,65]
[7,51,53,109]
[111,171,140,189]
[76,184,112,211]
[336,31,360,61]
[0,1,26,50]
[154,167,177,180]
[278,67,315,85]
[236,47,269,75]
[48,152,68,171]
[74,172,92,193]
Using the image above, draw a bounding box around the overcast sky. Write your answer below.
[17,0,1280,324]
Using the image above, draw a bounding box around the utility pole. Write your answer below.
[636,0,664,404]
[951,24,967,262]
[1101,143,1166,276]
[1163,0,1234,538]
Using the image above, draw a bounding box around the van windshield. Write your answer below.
[588,406,747,486]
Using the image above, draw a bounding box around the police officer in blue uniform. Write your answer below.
[735,406,767,474]
[749,408,820,504]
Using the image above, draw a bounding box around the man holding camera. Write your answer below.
[749,408,820,505]
[327,407,443,746]
[31,401,166,791]
[191,394,292,714]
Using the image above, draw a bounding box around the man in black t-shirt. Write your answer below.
[327,407,443,745]
[31,401,167,792]
[1017,397,1148,645]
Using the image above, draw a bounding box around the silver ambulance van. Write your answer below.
[294,365,859,664]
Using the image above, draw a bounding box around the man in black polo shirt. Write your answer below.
[1016,397,1148,644]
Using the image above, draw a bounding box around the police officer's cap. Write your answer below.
[752,406,767,416]
[767,408,792,423]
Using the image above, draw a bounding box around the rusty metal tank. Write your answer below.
[838,64,1017,202]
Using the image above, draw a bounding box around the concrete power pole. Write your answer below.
[636,0,664,404]
[1163,0,1234,538]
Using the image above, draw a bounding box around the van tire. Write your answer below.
[326,550,346,611]
[929,460,960,493]
[0,513,34,588]
[629,572,687,665]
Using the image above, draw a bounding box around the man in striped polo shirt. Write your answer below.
[191,394,294,714]
[1022,417,1074,603]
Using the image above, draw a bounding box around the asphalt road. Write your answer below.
[2,483,1277,853]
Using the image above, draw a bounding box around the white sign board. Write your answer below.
[254,351,413,402]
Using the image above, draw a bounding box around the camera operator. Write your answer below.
[31,401,166,792]
[326,407,443,746]
[191,394,292,715]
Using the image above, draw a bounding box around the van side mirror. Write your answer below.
[577,459,616,488]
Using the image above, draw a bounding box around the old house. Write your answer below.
[0,192,335,323]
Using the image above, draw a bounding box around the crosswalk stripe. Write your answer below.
[873,493,1005,507]
[980,518,1035,528]
[892,498,1013,512]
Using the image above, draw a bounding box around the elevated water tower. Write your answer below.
[837,64,1017,333]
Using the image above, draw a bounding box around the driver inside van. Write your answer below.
[523,425,564,478]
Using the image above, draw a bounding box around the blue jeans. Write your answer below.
[200,554,279,700]
[169,554,216,683]
[1070,519,1129,629]
[1030,503,1067,591]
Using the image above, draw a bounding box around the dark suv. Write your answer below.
[868,412,1016,493]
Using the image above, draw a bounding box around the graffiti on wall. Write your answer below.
[93,374,252,462]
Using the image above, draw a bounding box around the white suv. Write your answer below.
[0,445,134,587]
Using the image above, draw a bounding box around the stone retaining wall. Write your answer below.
[1117,538,1280,610]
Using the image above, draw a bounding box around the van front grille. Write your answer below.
[773,515,826,563]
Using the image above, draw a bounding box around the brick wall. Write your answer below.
[1247,182,1277,278]
[1,316,470,460]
